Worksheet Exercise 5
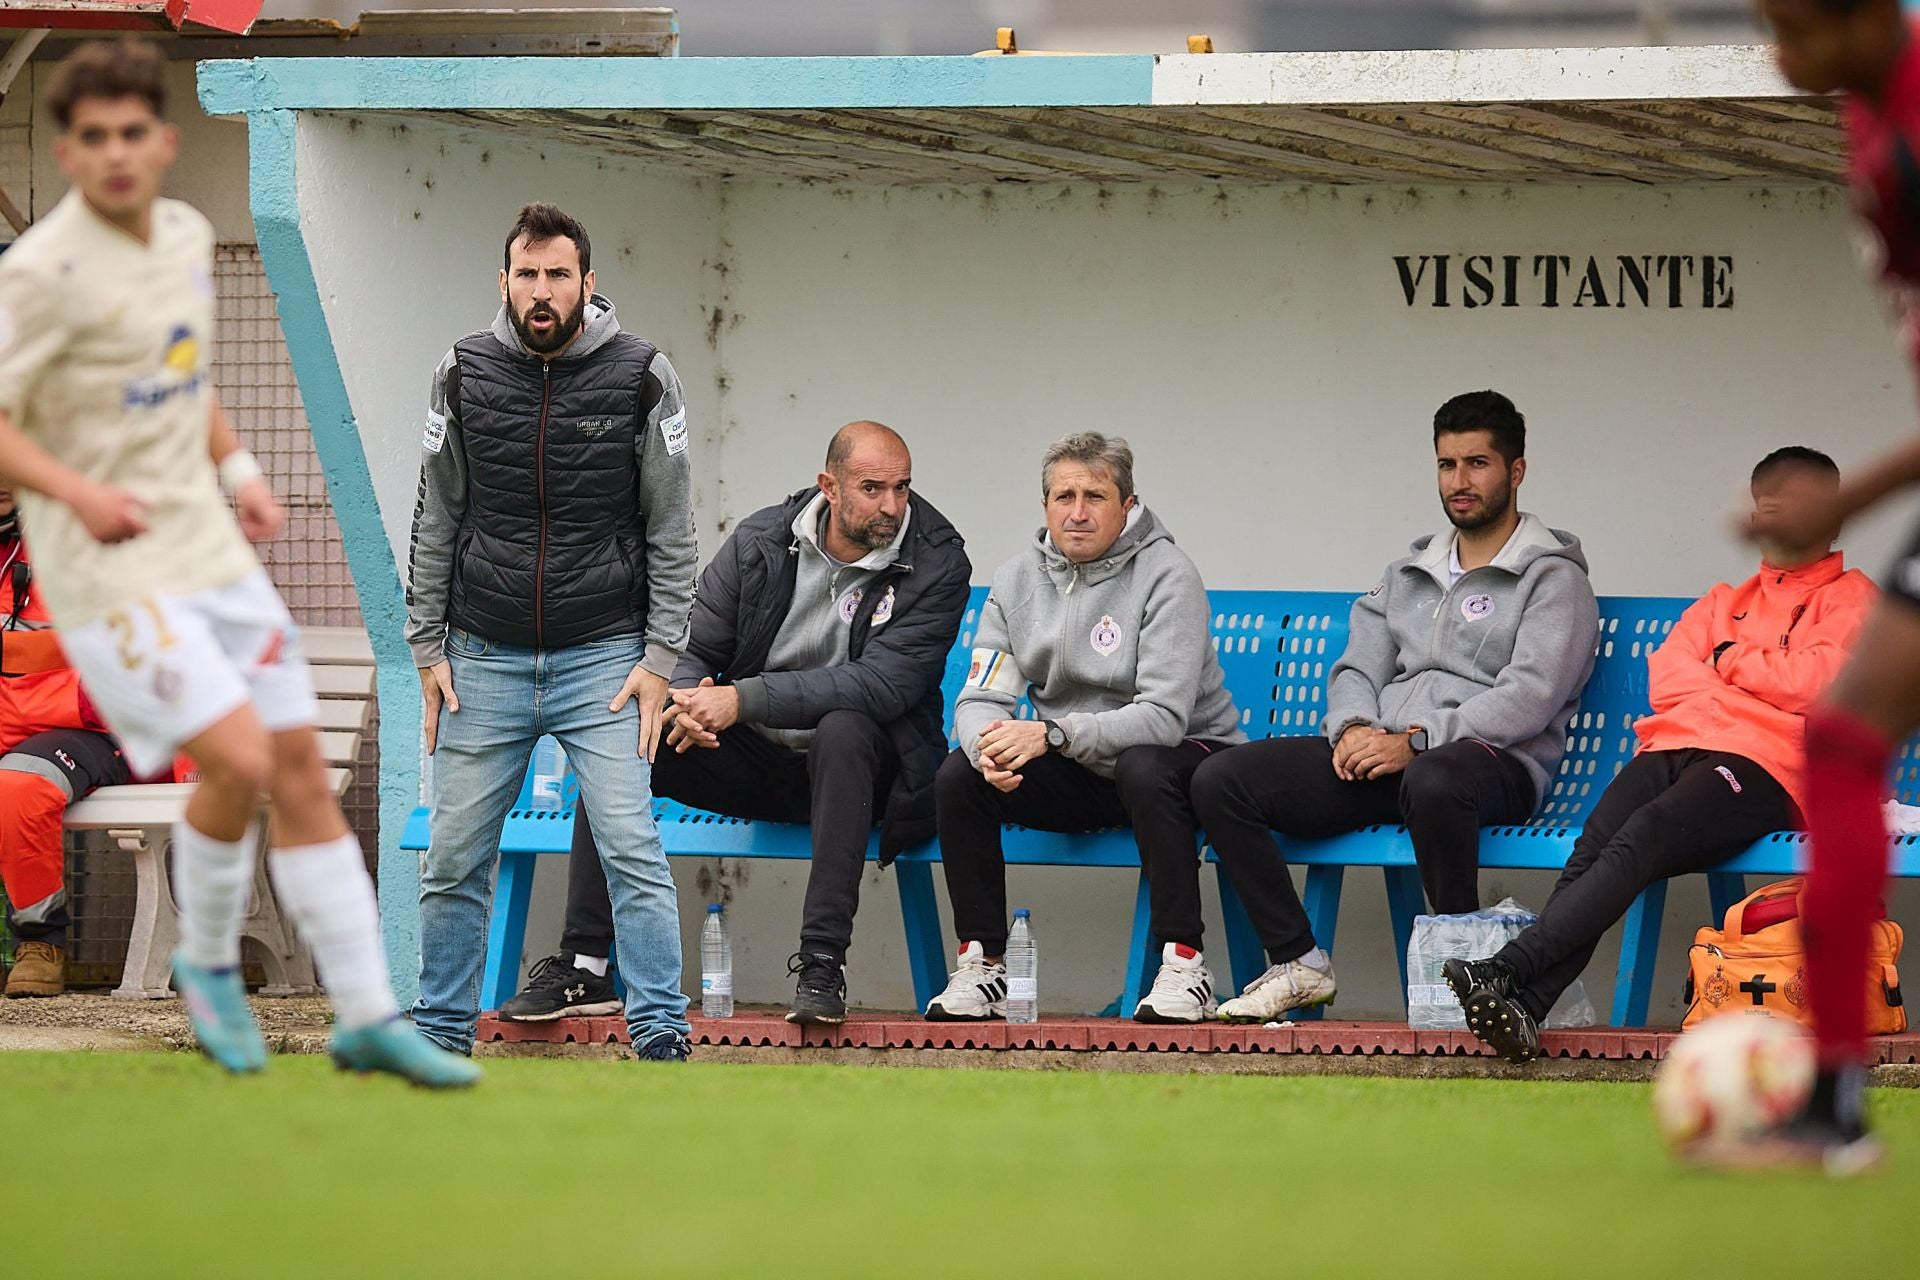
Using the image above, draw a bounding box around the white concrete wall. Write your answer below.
[309,116,1920,1020]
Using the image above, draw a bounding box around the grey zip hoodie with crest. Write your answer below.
[1325,512,1599,804]
[954,506,1244,777]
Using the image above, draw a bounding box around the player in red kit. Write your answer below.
[1741,0,1920,1172]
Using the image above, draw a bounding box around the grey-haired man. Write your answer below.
[927,432,1244,1025]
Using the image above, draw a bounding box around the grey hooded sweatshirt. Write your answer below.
[954,506,1245,777]
[1325,512,1599,804]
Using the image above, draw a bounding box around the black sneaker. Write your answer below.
[1441,957,1515,1007]
[495,954,621,1022]
[634,1029,691,1062]
[785,952,847,1025]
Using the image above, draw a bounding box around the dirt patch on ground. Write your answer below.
[0,991,333,1054]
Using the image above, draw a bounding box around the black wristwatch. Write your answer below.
[1408,727,1429,754]
[1044,719,1070,751]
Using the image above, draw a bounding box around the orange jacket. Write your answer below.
[1634,552,1878,814]
[0,533,103,755]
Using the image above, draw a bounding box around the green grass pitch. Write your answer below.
[10,1052,1917,1278]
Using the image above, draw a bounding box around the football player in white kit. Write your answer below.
[0,38,476,1087]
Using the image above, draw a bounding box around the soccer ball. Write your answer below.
[1652,1015,1816,1151]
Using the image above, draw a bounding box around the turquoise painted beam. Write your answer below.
[197,53,1154,115]
[244,108,424,1004]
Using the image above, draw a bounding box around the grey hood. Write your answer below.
[1324,512,1599,804]
[1404,513,1590,590]
[953,504,1244,777]
[488,291,624,363]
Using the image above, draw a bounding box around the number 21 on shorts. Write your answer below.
[102,598,178,670]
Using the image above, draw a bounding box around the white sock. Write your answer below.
[172,821,257,969]
[574,954,609,978]
[1297,947,1332,972]
[268,835,400,1030]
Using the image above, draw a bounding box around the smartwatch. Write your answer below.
[1408,727,1429,754]
[1044,719,1070,751]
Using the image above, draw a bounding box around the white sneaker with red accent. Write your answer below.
[1132,943,1218,1024]
[924,941,1008,1021]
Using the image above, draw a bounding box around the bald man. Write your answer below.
[501,422,972,1025]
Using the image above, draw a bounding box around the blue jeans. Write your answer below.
[412,627,688,1053]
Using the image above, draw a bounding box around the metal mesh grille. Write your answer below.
[50,246,381,984]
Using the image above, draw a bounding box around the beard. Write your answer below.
[838,510,901,553]
[510,296,586,355]
[1444,481,1513,532]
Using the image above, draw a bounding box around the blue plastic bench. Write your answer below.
[401,586,1920,1024]
[403,588,1280,1013]
[1249,594,1920,1024]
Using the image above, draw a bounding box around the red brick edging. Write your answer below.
[475,1012,1920,1063]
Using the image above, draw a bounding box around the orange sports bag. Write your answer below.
[1682,877,1905,1035]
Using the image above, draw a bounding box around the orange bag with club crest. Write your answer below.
[1682,877,1905,1034]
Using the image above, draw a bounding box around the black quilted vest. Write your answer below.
[445,331,659,650]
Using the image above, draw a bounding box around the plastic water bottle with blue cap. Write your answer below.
[529,736,568,811]
[1005,908,1038,1024]
[701,903,733,1018]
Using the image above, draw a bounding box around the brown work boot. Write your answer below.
[3,941,66,997]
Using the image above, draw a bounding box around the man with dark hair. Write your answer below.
[408,201,699,1061]
[42,34,166,129]
[1446,447,1877,1063]
[1190,390,1598,1022]
[500,421,970,1026]
[0,38,473,1085]
[926,432,1245,1025]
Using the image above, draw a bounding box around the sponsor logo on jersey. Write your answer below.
[122,325,206,410]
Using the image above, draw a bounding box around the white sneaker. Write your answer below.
[1216,955,1337,1023]
[925,941,1007,1021]
[1132,943,1218,1024]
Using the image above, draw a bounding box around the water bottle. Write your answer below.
[700,903,733,1018]
[529,736,568,811]
[1005,908,1038,1024]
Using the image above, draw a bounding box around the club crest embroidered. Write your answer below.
[1701,967,1733,1009]
[1784,969,1808,1008]
[871,585,896,626]
[1090,615,1122,656]
[839,589,865,624]
[1460,594,1494,621]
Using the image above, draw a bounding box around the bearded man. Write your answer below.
[1189,390,1599,1022]
[405,203,699,1062]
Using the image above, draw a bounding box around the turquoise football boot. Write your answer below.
[330,1017,483,1089]
[171,954,268,1074]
